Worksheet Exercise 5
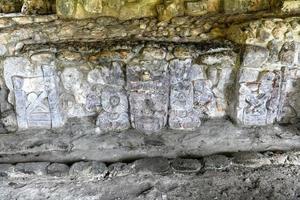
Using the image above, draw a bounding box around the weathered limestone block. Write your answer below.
[3,57,39,104]
[228,38,300,126]
[69,161,108,177]
[0,0,23,13]
[279,41,297,65]
[92,61,130,132]
[185,0,220,16]
[12,65,64,129]
[237,71,282,126]
[21,0,56,15]
[281,0,300,13]
[277,68,300,124]
[96,86,130,132]
[3,56,64,130]
[1,111,17,133]
[60,67,93,117]
[157,0,185,21]
[46,163,69,177]
[233,45,284,126]
[120,0,161,21]
[15,162,50,176]
[194,51,237,118]
[169,58,201,130]
[57,0,160,20]
[127,47,169,134]
[223,0,270,14]
[60,59,130,132]
[242,45,269,68]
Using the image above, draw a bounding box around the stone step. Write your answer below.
[0,119,299,164]
[1,153,300,200]
[1,151,300,178]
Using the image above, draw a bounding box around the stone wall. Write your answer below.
[1,0,300,21]
[1,12,300,134]
[0,42,238,133]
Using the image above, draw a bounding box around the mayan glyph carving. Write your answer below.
[96,62,130,132]
[1,41,300,132]
[194,51,237,119]
[237,70,282,126]
[169,58,201,130]
[127,47,169,134]
[13,65,64,129]
[232,42,300,126]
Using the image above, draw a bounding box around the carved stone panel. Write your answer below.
[194,52,237,118]
[169,58,201,130]
[236,70,282,126]
[277,68,300,124]
[12,65,64,129]
[127,51,169,134]
[96,86,130,132]
[129,91,169,134]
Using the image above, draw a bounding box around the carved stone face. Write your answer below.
[61,68,82,91]
[101,86,128,113]
[170,82,193,110]
[110,95,121,107]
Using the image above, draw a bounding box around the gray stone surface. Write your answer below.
[0,152,300,199]
[1,37,300,132]
[170,158,202,173]
[69,161,108,177]
[46,163,69,177]
[0,119,298,164]
[127,46,170,134]
[15,162,49,175]
[232,42,300,126]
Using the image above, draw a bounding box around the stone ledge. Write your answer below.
[0,119,299,164]
[1,154,300,200]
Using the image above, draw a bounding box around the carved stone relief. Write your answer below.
[194,52,237,119]
[127,47,169,134]
[237,70,282,126]
[169,59,201,130]
[95,62,130,132]
[233,43,300,126]
[13,65,64,129]
[1,42,299,133]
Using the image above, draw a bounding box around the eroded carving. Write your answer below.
[96,86,130,132]
[127,47,169,134]
[13,65,64,129]
[169,59,201,130]
[237,71,282,126]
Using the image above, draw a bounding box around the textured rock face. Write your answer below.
[0,0,23,13]
[54,0,275,21]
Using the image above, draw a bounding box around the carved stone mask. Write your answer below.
[110,95,120,107]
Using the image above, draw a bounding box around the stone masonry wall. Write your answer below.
[0,42,238,134]
[1,14,300,134]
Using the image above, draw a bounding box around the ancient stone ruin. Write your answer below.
[1,0,300,199]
